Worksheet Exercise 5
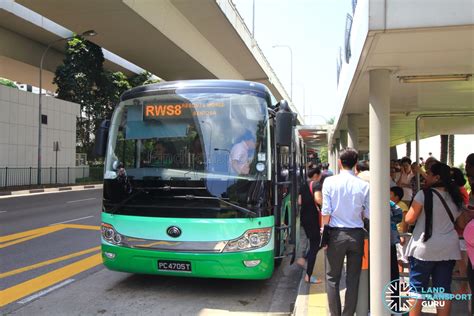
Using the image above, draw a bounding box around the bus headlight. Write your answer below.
[101,223,124,246]
[223,228,272,252]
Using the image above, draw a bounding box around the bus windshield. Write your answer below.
[105,89,269,182]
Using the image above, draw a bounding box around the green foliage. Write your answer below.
[319,146,328,163]
[128,71,160,87]
[53,36,160,162]
[0,77,18,89]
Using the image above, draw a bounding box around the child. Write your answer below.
[390,186,409,243]
[389,201,403,283]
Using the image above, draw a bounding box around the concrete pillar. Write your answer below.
[347,114,359,150]
[369,69,391,316]
[327,139,333,167]
[335,138,341,174]
[340,130,348,149]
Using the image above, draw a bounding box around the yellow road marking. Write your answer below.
[0,224,99,249]
[0,253,102,307]
[0,246,101,279]
[0,225,66,243]
[60,224,100,231]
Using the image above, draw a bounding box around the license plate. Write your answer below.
[157,260,192,272]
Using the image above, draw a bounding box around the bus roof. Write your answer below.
[120,80,272,102]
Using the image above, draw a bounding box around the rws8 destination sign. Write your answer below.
[143,102,224,120]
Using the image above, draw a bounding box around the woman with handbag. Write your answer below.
[297,167,324,284]
[405,162,464,316]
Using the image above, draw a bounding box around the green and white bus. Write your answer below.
[95,80,304,279]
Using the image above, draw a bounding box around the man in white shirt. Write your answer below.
[229,130,256,175]
[321,148,370,316]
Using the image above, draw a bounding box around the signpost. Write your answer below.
[53,141,60,184]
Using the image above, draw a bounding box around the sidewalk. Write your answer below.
[0,183,103,198]
[292,253,328,315]
[291,252,471,316]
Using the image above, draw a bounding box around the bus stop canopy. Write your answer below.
[331,25,474,151]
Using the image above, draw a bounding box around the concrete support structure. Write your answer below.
[331,146,337,174]
[368,69,391,316]
[347,114,359,150]
[335,138,341,174]
[340,130,348,149]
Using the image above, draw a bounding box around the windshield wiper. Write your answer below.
[108,187,148,215]
[172,195,257,218]
[107,186,208,214]
[139,186,207,191]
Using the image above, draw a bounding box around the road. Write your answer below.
[0,189,302,315]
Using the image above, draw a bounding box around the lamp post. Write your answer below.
[37,30,96,185]
[272,44,293,100]
[252,0,256,38]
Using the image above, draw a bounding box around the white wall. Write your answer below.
[0,85,79,168]
[370,0,474,30]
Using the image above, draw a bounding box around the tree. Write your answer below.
[54,36,159,161]
[319,146,328,163]
[54,36,106,158]
[448,135,454,166]
[0,77,18,88]
[440,134,448,164]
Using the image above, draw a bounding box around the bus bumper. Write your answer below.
[101,244,274,280]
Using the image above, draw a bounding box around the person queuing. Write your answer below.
[405,162,464,316]
[462,153,474,314]
[397,157,414,205]
[297,167,325,284]
[321,148,370,316]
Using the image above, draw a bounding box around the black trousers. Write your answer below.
[303,225,321,278]
[325,228,365,316]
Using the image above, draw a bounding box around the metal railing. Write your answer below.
[0,167,103,188]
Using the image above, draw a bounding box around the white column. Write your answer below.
[335,138,341,174]
[369,69,391,316]
[347,114,359,150]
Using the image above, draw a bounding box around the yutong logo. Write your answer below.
[166,226,182,238]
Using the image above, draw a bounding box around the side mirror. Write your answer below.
[275,101,294,146]
[94,120,110,157]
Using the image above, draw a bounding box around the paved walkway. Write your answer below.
[292,236,472,315]
[0,184,102,199]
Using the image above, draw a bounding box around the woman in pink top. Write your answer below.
[463,208,474,314]
[462,153,474,313]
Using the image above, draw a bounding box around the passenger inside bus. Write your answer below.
[150,141,175,168]
[229,130,256,175]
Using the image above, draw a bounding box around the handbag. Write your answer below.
[309,181,322,227]
[319,224,331,248]
[308,181,331,247]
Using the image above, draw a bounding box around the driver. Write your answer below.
[150,141,174,168]
[229,130,256,175]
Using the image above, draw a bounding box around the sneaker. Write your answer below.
[305,276,322,284]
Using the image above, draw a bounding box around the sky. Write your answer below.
[232,0,472,166]
[232,0,350,125]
